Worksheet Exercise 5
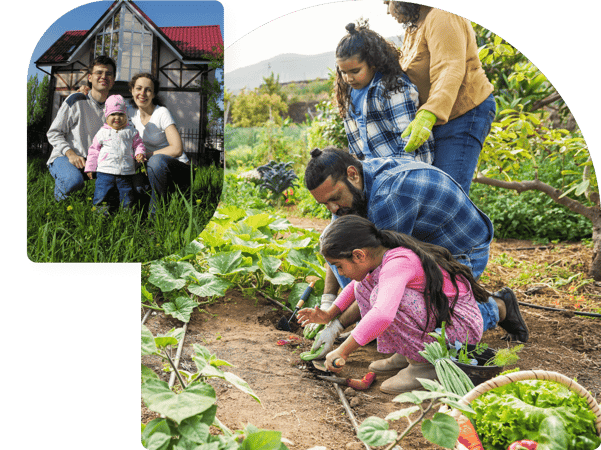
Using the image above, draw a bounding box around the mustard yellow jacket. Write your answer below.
[400,6,494,125]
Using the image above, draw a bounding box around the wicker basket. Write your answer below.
[447,370,601,450]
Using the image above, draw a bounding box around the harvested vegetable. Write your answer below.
[508,440,538,450]
[303,323,324,339]
[472,379,601,450]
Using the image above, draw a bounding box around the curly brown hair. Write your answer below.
[334,20,405,119]
[127,72,164,108]
[388,2,422,31]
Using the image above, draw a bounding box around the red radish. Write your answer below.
[508,440,538,450]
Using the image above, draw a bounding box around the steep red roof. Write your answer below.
[35,1,223,66]
[161,26,223,59]
[36,30,88,65]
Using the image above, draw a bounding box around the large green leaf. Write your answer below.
[163,296,196,323]
[357,417,397,447]
[258,255,282,277]
[149,263,186,292]
[243,213,275,230]
[207,251,245,275]
[268,217,292,231]
[142,364,160,382]
[188,274,233,298]
[219,205,248,222]
[239,430,283,450]
[265,271,295,286]
[421,412,459,448]
[142,378,216,424]
[142,325,157,355]
[141,418,173,450]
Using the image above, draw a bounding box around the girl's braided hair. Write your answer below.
[320,215,491,334]
[335,20,405,118]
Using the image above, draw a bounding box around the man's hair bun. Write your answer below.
[310,148,323,158]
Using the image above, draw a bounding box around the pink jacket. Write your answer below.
[85,123,145,176]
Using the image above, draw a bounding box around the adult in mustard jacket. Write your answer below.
[385,1,496,194]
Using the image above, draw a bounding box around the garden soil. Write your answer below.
[142,217,601,450]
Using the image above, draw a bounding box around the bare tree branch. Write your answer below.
[473,173,598,221]
[530,92,563,111]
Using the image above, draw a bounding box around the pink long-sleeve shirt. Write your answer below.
[333,247,472,346]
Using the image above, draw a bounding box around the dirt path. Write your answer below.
[142,292,601,449]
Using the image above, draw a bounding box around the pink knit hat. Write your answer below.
[104,94,127,117]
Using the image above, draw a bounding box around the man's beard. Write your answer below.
[337,178,368,218]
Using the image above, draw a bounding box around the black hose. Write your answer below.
[518,301,601,318]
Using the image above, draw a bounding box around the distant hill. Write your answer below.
[225,36,402,94]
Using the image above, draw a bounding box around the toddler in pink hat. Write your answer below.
[85,94,147,210]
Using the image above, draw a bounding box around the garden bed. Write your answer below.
[142,229,601,450]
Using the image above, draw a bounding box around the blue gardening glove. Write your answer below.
[310,318,344,360]
[401,109,437,152]
[304,294,336,339]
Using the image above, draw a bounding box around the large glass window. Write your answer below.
[94,6,153,81]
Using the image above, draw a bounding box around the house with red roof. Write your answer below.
[35,0,223,164]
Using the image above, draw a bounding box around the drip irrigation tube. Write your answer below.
[332,383,372,450]
[519,301,601,318]
[169,322,188,388]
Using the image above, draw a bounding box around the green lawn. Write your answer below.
[27,157,223,263]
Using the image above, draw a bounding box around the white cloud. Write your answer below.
[225,0,405,73]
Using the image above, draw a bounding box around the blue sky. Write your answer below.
[28,0,224,80]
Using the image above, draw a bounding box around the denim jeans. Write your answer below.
[432,94,496,195]
[93,172,134,208]
[145,154,192,213]
[47,156,87,201]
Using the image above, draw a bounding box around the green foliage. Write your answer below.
[258,72,287,103]
[358,378,475,449]
[27,74,50,153]
[253,121,310,170]
[256,161,298,207]
[142,206,326,309]
[307,99,348,150]
[27,157,223,262]
[471,124,594,241]
[231,89,288,127]
[197,44,224,131]
[141,325,290,450]
[472,379,601,450]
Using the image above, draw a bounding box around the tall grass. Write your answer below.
[27,157,223,262]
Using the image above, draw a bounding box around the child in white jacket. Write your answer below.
[85,95,146,209]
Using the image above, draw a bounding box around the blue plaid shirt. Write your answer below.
[362,158,493,257]
[344,73,434,164]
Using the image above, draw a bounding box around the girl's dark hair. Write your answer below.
[305,147,363,191]
[335,20,405,118]
[389,2,422,31]
[128,72,164,108]
[320,215,490,334]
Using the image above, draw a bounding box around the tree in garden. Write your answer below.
[472,29,601,279]
[27,73,50,154]
[259,71,288,103]
[230,89,288,127]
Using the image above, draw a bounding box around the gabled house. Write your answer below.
[35,0,223,164]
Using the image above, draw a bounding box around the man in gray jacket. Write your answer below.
[46,55,116,200]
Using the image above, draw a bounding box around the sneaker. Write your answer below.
[495,287,529,343]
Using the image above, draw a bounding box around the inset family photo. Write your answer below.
[27,0,224,262]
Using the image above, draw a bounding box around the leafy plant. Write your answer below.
[256,161,298,207]
[357,378,475,450]
[141,325,290,449]
[142,206,325,312]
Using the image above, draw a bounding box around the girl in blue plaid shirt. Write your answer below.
[334,20,434,163]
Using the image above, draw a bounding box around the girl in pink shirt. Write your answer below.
[298,215,489,393]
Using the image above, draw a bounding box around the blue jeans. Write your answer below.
[47,156,87,201]
[432,94,496,195]
[93,172,134,208]
[145,154,192,213]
